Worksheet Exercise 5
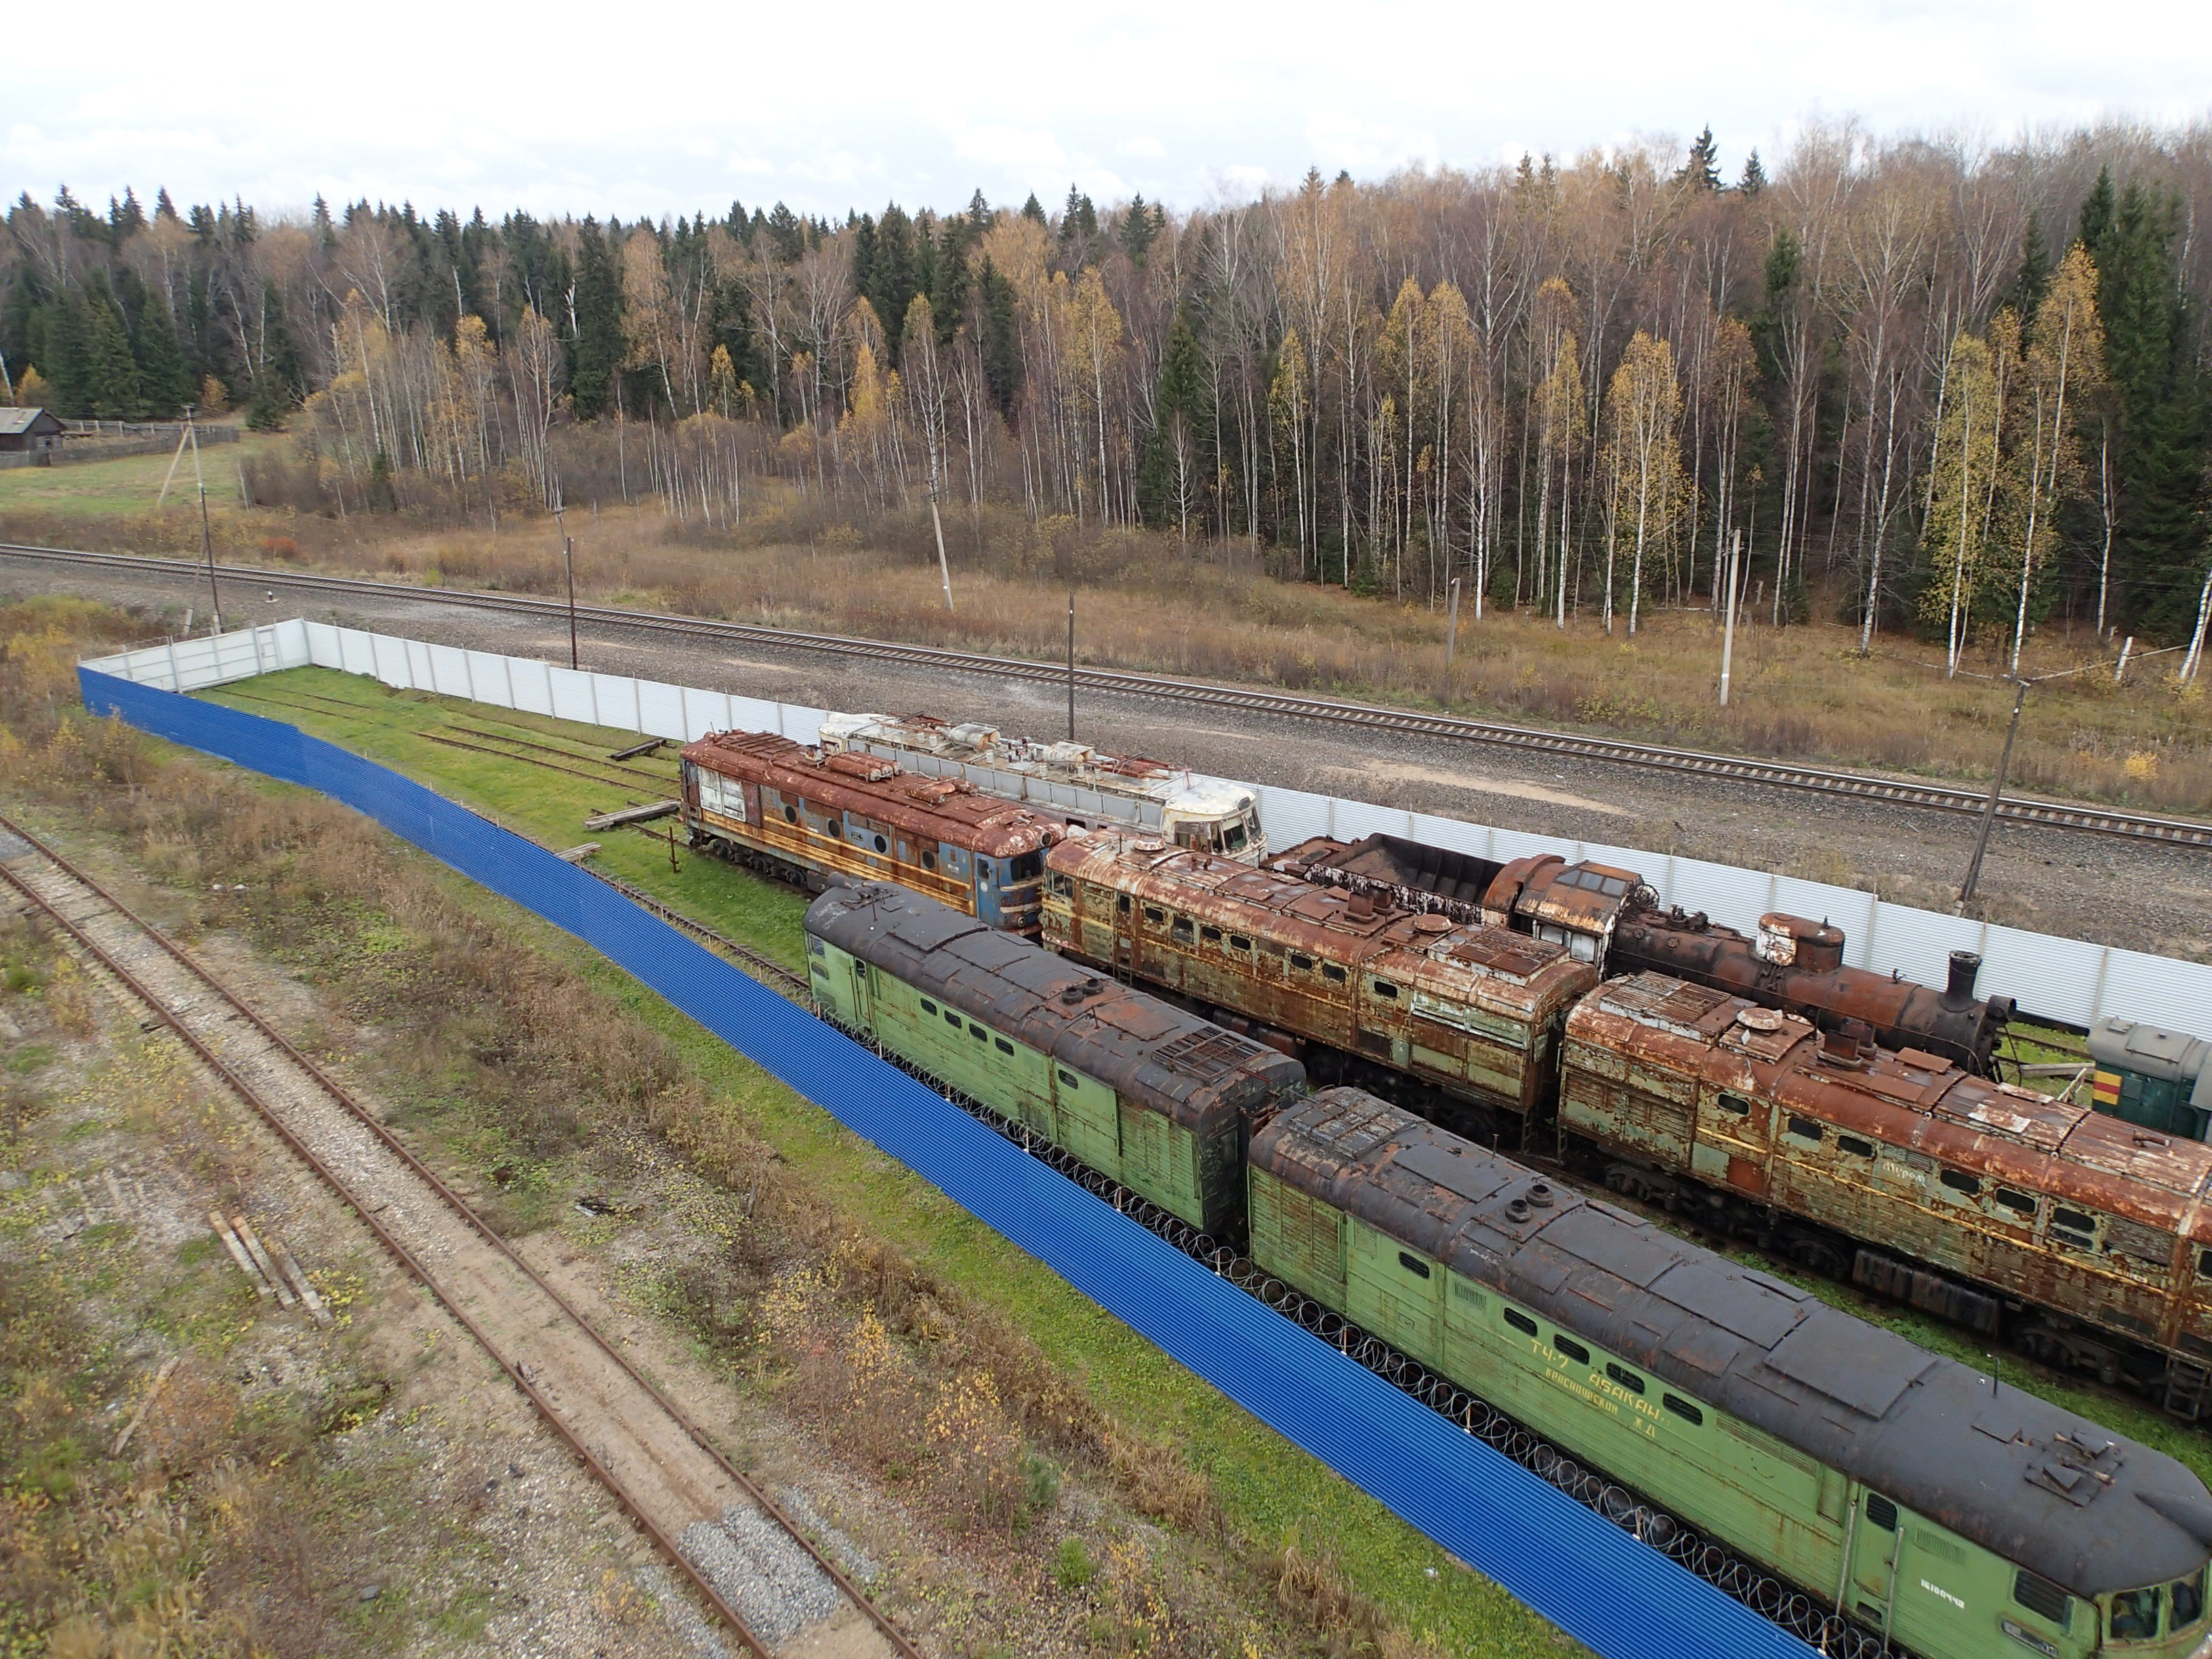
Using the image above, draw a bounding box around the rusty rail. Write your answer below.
[0,812,921,1659]
[21,540,2212,850]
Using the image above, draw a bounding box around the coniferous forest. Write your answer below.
[5,121,2210,649]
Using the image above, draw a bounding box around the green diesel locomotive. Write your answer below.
[804,881,2212,1659]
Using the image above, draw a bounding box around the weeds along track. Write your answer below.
[0,812,919,1659]
[16,541,2212,850]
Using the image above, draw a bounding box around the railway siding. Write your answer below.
[0,818,910,1659]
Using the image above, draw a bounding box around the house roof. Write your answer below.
[0,407,62,436]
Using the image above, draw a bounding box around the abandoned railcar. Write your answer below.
[1251,1088,2212,1659]
[1043,828,1600,1127]
[1560,972,2212,1411]
[680,729,1067,934]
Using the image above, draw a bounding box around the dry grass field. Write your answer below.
[5,455,2206,816]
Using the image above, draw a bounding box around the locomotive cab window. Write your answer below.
[1048,872,1073,897]
[2173,1572,2205,1630]
[2110,1588,2160,1642]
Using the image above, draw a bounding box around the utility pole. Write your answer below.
[1444,576,1462,670]
[1957,677,2029,909]
[1066,591,1076,743]
[1717,531,1742,707]
[188,405,221,632]
[555,497,578,670]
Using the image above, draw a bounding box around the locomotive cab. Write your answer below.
[2089,1019,2212,1143]
[2100,1566,2208,1654]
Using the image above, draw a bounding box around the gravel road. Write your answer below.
[16,551,2209,963]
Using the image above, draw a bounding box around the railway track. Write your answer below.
[0,812,919,1659]
[18,539,2212,851]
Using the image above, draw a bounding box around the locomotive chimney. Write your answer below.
[1944,950,1982,1008]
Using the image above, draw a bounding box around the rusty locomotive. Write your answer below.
[1268,830,2017,1075]
[680,729,1069,933]
[1045,827,2212,1410]
[811,882,2212,1659]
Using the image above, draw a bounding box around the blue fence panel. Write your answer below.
[81,667,1812,1659]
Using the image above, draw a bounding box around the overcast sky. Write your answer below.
[9,0,2207,224]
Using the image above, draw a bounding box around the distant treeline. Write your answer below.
[3,121,2209,647]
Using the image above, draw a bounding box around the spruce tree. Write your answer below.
[1139,311,1210,535]
[1678,127,1722,191]
[1737,150,1766,196]
[154,186,178,222]
[133,292,192,417]
[1020,194,1046,225]
[45,292,91,417]
[568,220,626,420]
[83,293,144,419]
[978,259,1021,413]
[1120,194,1157,264]
[2077,166,2116,258]
[2006,209,2051,319]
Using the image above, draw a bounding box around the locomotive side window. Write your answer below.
[994,1038,1015,1055]
[922,850,937,872]
[1864,1495,1898,1530]
[1837,1134,1875,1158]
[2173,1572,2205,1629]
[1144,907,1165,924]
[1117,895,1132,914]
[1661,1393,1703,1426]
[1786,1116,1824,1143]
[784,804,799,823]
[1322,964,1348,983]
[1172,916,1194,940]
[1057,1069,1079,1087]
[1200,925,1223,943]
[1717,1093,1753,1115]
[2200,1248,2212,1277]
[1994,1187,2038,1218]
[2012,1570,2072,1629]
[920,999,939,1015]
[1939,1168,1981,1197]
[2051,1207,2098,1250]
[1290,953,1315,970]
[1396,1252,1431,1279]
[1552,1334,1590,1364]
[969,1023,988,1041]
[945,1010,963,1027]
[1370,979,1399,1000]
[1605,1363,1645,1395]
[1502,1309,1538,1336]
[1229,935,1252,951]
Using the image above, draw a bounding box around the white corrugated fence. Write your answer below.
[82,619,2209,1038]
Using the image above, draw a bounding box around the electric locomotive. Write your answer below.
[680,729,1068,933]
[804,880,2212,1659]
